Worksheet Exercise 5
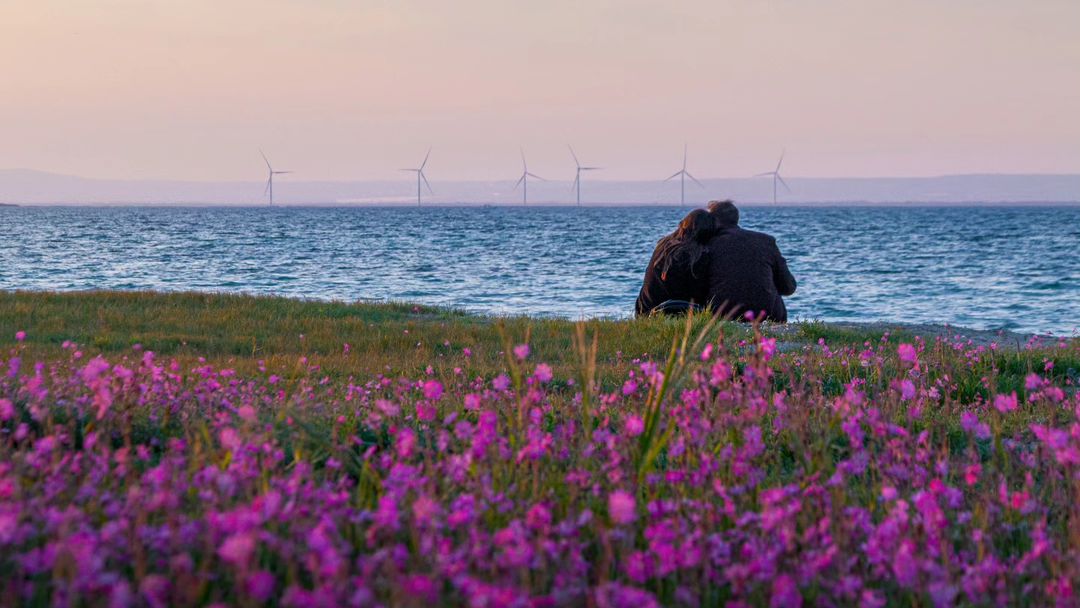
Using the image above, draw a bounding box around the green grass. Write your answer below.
[2,290,1073,392]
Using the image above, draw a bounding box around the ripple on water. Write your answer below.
[1,205,1078,335]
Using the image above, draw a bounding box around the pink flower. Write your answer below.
[513,344,530,361]
[700,343,714,360]
[219,427,242,451]
[965,464,981,486]
[243,571,275,603]
[622,379,638,395]
[892,539,918,588]
[422,380,443,401]
[464,393,481,410]
[759,337,777,361]
[1025,373,1043,391]
[534,364,553,383]
[0,399,13,422]
[899,379,916,401]
[218,533,257,567]
[14,331,25,342]
[898,343,918,364]
[462,347,472,358]
[493,374,511,391]
[608,490,636,525]
[993,392,1018,414]
[397,428,417,458]
[770,574,802,608]
[625,415,645,437]
[237,405,256,422]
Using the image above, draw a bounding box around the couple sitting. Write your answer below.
[635,200,797,322]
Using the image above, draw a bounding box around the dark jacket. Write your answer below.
[704,226,796,322]
[635,241,710,317]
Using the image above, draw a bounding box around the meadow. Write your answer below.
[1,291,1079,606]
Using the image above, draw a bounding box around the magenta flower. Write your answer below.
[993,392,1018,414]
[422,380,443,401]
[898,343,918,364]
[759,337,777,361]
[625,415,644,437]
[513,344,530,361]
[700,343,714,360]
[899,379,916,401]
[219,533,257,568]
[534,363,553,383]
[608,490,636,525]
[14,331,25,342]
[770,574,802,608]
[0,399,13,422]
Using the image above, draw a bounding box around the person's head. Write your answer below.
[707,200,739,228]
[674,208,715,244]
[653,208,715,279]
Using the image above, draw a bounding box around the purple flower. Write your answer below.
[422,380,443,401]
[625,416,645,437]
[608,490,636,525]
[770,574,802,608]
[993,392,1018,414]
[534,363,553,383]
[513,344,530,361]
[219,533,257,568]
[898,343,918,364]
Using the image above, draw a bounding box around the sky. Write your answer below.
[1,0,1078,182]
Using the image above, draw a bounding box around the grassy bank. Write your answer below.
[1,290,1070,390]
[2,290,1080,605]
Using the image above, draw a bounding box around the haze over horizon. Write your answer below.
[2,0,1078,184]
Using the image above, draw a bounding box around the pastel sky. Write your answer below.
[2,0,1078,181]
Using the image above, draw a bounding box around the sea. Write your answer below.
[2,205,1078,336]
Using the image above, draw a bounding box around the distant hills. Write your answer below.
[1,168,1078,205]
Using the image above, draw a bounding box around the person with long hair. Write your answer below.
[634,208,716,317]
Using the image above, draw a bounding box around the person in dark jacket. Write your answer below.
[635,208,716,317]
[703,200,796,322]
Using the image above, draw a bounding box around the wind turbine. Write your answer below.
[261,150,292,206]
[664,144,704,206]
[400,149,432,206]
[513,149,545,205]
[754,150,790,204]
[568,145,601,206]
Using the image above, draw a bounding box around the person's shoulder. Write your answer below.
[735,227,777,243]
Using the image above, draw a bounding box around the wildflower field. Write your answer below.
[1,291,1079,607]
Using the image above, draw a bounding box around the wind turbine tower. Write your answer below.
[513,149,545,205]
[261,151,292,206]
[568,145,601,206]
[400,149,433,206]
[755,150,790,204]
[664,144,704,206]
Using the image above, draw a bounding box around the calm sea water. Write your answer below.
[2,205,1078,335]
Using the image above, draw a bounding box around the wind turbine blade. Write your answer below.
[683,143,688,171]
[777,174,791,192]
[776,149,785,172]
[527,172,546,181]
[582,167,602,171]
[664,170,682,182]
[520,147,527,169]
[421,171,433,194]
[687,172,705,188]
[275,171,293,175]
[567,144,580,167]
[399,169,417,173]
[513,174,525,191]
[420,148,431,170]
[260,150,272,172]
[753,171,774,177]
[570,174,579,193]
[264,177,272,195]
